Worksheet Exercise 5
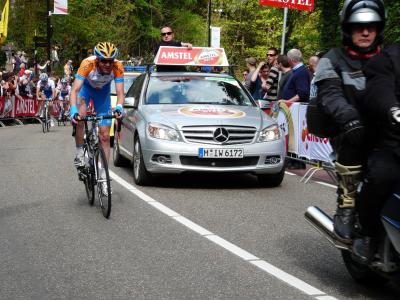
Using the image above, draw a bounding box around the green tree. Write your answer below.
[3,0,399,75]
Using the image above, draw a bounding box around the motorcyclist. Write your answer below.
[352,43,400,263]
[313,0,386,242]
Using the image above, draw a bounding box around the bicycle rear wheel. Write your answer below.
[94,146,111,218]
[84,147,95,205]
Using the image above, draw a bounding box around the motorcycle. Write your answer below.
[305,185,400,285]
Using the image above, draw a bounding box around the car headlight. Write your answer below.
[258,124,281,142]
[148,122,180,141]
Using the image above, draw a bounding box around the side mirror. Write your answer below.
[256,99,270,109]
[124,97,136,108]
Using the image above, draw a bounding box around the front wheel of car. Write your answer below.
[257,168,285,187]
[133,137,153,186]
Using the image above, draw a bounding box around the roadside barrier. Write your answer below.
[266,101,337,184]
[0,95,63,127]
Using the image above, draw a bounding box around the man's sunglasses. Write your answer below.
[161,32,173,37]
[267,53,277,57]
[99,59,114,65]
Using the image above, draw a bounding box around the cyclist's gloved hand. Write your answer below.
[113,104,123,118]
[389,107,400,127]
[342,119,365,146]
[70,105,79,124]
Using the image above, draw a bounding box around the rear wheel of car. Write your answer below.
[133,137,153,186]
[257,168,285,187]
[113,136,129,167]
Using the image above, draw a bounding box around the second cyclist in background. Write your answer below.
[36,73,56,122]
[69,42,124,195]
[56,77,71,121]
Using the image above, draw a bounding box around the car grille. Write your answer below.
[181,125,257,145]
[180,156,259,167]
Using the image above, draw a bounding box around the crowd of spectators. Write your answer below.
[1,50,74,119]
[243,47,320,105]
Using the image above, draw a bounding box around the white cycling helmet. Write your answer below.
[39,73,49,82]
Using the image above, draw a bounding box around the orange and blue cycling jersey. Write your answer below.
[75,55,124,89]
[75,56,124,126]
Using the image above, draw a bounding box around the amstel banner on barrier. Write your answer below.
[259,0,314,11]
[297,104,332,162]
[154,47,229,66]
[0,96,59,119]
[14,96,38,117]
[0,95,14,118]
[270,102,332,163]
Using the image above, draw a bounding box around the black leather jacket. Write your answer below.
[314,48,370,131]
[363,44,400,150]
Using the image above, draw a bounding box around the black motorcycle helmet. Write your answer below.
[340,0,386,53]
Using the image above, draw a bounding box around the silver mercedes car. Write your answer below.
[113,71,286,186]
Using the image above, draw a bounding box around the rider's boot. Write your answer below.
[352,236,377,264]
[333,162,362,242]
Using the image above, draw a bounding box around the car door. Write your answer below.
[121,74,146,157]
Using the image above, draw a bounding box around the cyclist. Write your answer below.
[69,42,124,194]
[56,77,71,120]
[36,73,56,120]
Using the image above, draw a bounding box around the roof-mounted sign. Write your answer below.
[154,46,229,66]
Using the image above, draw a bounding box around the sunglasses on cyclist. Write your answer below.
[161,32,173,37]
[99,59,114,65]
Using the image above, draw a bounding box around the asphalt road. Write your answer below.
[1,124,399,299]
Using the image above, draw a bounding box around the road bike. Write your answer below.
[57,101,69,126]
[73,114,115,218]
[41,98,53,133]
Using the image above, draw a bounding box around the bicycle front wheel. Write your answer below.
[84,147,95,205]
[42,114,46,133]
[94,146,111,218]
[42,105,46,133]
[46,106,50,132]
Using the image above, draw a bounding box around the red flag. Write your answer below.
[259,0,314,12]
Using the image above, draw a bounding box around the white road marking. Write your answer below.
[109,170,338,300]
[250,260,325,296]
[315,181,336,189]
[285,171,296,176]
[206,235,259,261]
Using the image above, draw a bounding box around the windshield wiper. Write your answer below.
[186,102,219,105]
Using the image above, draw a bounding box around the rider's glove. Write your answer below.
[69,105,79,122]
[342,119,365,146]
[113,104,123,117]
[389,107,400,126]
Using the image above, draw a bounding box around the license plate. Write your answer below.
[198,148,244,158]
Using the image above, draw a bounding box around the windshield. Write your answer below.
[110,75,138,95]
[145,76,254,106]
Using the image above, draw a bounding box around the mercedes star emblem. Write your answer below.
[213,128,229,143]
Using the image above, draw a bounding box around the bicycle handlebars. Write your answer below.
[74,114,117,122]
